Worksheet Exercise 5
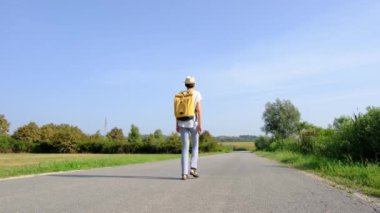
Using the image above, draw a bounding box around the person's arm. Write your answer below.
[196,102,202,134]
[176,120,179,133]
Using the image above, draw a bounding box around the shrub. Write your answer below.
[299,128,318,153]
[101,142,124,153]
[11,139,30,152]
[336,107,380,161]
[0,136,29,153]
[297,125,335,155]
[123,141,141,153]
[0,136,14,153]
[199,131,219,152]
[77,140,107,153]
[255,135,272,150]
[157,133,181,154]
[31,141,56,153]
[268,137,300,152]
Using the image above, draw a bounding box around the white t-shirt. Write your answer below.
[177,89,202,128]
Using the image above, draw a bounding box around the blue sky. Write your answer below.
[1,0,379,136]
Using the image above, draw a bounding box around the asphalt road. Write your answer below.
[0,152,379,213]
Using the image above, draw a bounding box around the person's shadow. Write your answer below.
[49,174,180,181]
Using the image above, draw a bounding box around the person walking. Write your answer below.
[174,76,202,180]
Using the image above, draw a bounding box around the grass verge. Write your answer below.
[0,154,181,179]
[255,150,380,197]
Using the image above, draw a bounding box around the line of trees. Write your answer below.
[256,98,380,162]
[0,115,223,154]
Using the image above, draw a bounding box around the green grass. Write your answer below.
[255,150,380,197]
[220,142,256,151]
[0,154,181,178]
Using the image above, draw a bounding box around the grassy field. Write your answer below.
[0,154,181,179]
[255,151,380,197]
[220,142,256,151]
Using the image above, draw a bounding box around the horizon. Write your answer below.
[1,0,380,136]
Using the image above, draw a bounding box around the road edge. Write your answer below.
[252,153,380,211]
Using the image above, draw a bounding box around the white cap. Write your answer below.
[184,76,195,84]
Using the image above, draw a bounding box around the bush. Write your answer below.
[255,136,272,150]
[299,128,318,153]
[199,141,218,152]
[199,131,219,152]
[98,142,120,153]
[335,107,380,161]
[123,141,141,153]
[268,137,300,152]
[157,133,181,153]
[11,139,30,152]
[0,136,16,152]
[0,136,29,153]
[298,126,335,155]
[0,136,12,152]
[77,140,108,153]
[31,141,56,153]
[263,107,380,162]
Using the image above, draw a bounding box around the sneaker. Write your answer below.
[181,175,188,180]
[190,168,199,178]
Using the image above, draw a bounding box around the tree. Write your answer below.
[39,123,86,153]
[262,99,301,139]
[162,132,181,153]
[199,130,218,152]
[152,129,165,143]
[128,124,142,144]
[297,121,316,132]
[106,127,125,142]
[199,131,215,143]
[51,124,86,153]
[144,129,164,144]
[332,116,352,130]
[0,114,10,136]
[89,130,105,141]
[40,123,57,142]
[12,122,41,143]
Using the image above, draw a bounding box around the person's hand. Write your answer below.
[197,125,202,134]
[176,125,180,133]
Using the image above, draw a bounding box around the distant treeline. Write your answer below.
[0,115,227,154]
[217,135,257,142]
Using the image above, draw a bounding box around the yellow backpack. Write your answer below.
[174,89,195,121]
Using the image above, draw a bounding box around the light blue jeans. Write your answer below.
[179,126,199,175]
